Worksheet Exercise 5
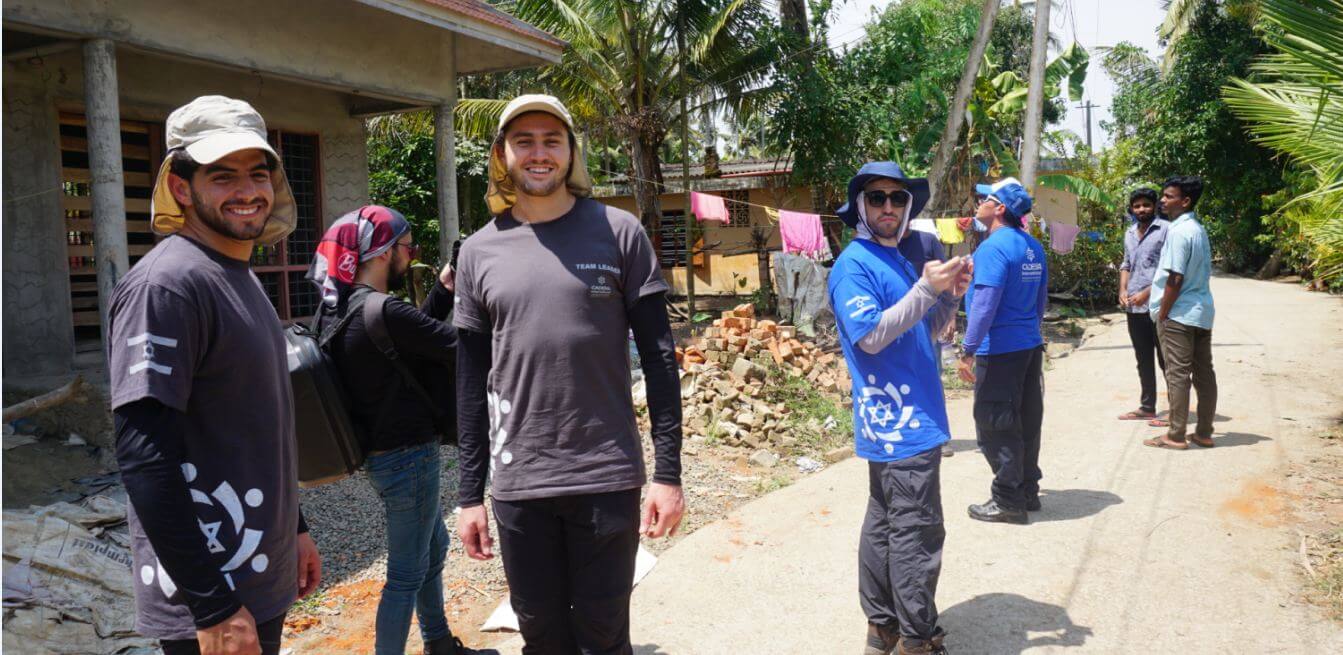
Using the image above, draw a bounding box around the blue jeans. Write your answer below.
[365,442,451,654]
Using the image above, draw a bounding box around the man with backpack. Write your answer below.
[308,205,476,655]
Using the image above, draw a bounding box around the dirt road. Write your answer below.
[494,275,1343,654]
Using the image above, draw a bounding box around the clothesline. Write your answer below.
[594,166,843,222]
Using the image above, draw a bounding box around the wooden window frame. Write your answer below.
[253,130,323,323]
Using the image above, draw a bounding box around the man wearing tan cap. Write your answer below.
[454,94,685,654]
[108,95,320,655]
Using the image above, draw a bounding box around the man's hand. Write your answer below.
[639,482,685,538]
[923,256,967,294]
[1130,288,1150,308]
[957,354,976,384]
[196,606,260,655]
[438,263,455,292]
[458,505,494,560]
[1119,291,1130,308]
[951,258,974,298]
[296,532,321,599]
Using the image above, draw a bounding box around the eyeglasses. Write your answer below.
[863,190,910,208]
[394,241,420,260]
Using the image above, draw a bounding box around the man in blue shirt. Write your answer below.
[898,222,957,459]
[957,178,1048,525]
[1118,188,1170,420]
[1145,176,1217,450]
[829,162,970,655]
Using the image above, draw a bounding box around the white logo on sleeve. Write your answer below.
[140,462,270,598]
[127,332,178,375]
[845,295,877,319]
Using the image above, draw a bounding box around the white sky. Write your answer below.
[827,0,1167,149]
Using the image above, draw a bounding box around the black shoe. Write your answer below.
[1026,497,1041,512]
[968,499,1028,524]
[426,635,498,655]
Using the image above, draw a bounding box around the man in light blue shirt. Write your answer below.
[1146,176,1218,450]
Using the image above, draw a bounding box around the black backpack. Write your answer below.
[285,289,453,487]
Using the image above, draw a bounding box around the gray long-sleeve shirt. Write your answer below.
[857,278,958,355]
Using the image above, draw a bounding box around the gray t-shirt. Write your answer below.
[108,235,298,639]
[453,197,669,501]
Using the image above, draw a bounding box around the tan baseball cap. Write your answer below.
[486,94,593,215]
[150,95,297,245]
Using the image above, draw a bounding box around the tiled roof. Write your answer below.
[414,0,566,49]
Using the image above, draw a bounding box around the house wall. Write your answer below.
[3,73,75,377]
[596,184,821,295]
[2,50,370,379]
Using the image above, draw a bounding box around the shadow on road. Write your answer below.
[633,644,669,655]
[1213,432,1271,448]
[944,438,979,454]
[1031,488,1123,523]
[941,592,1093,654]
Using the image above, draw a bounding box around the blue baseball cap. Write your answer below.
[975,177,1033,221]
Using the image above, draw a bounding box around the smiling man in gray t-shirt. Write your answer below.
[454,95,684,654]
[109,96,319,655]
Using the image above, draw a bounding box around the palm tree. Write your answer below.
[454,0,778,234]
[1160,0,1261,70]
[1223,0,1343,283]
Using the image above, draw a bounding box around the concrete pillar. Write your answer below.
[434,34,459,264]
[82,38,129,328]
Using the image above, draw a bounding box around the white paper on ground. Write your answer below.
[480,544,659,633]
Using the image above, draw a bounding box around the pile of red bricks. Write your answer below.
[675,303,851,395]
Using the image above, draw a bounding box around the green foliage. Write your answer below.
[1107,2,1285,273]
[1224,0,1343,286]
[366,114,491,266]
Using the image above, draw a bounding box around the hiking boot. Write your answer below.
[426,635,498,655]
[968,499,1028,524]
[1026,497,1042,512]
[940,445,954,458]
[864,622,901,655]
[897,629,948,655]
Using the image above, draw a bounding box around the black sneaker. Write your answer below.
[864,622,902,655]
[426,635,498,655]
[1026,497,1041,512]
[968,499,1028,524]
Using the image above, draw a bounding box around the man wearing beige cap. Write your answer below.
[108,95,320,655]
[454,94,685,654]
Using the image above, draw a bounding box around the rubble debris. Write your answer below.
[2,495,154,654]
[795,457,824,474]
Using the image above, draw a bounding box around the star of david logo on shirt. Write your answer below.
[866,400,896,428]
[1026,247,1036,262]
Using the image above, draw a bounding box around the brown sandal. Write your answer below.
[1189,434,1214,448]
[1119,409,1157,421]
[1143,437,1189,450]
[1147,418,1171,428]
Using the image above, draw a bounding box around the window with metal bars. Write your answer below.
[723,189,751,226]
[252,131,321,321]
[658,210,687,269]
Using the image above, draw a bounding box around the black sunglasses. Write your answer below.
[864,190,910,208]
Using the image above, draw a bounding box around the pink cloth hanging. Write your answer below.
[690,192,729,223]
[1049,221,1082,254]
[779,210,829,258]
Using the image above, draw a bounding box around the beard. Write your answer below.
[508,160,570,197]
[868,213,904,241]
[386,256,410,291]
[190,187,269,241]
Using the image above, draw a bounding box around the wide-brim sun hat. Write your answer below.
[150,95,297,246]
[837,162,930,229]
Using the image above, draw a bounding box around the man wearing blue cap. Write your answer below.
[829,162,970,655]
[957,178,1048,525]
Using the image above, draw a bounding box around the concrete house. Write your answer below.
[594,158,836,296]
[2,0,562,380]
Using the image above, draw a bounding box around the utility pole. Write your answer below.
[679,4,696,319]
[1020,0,1051,189]
[1076,100,1098,153]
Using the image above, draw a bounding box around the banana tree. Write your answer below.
[1224,0,1343,283]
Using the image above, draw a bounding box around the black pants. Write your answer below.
[1126,312,1166,412]
[973,346,1045,511]
[858,447,945,642]
[493,489,641,655]
[159,612,287,655]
